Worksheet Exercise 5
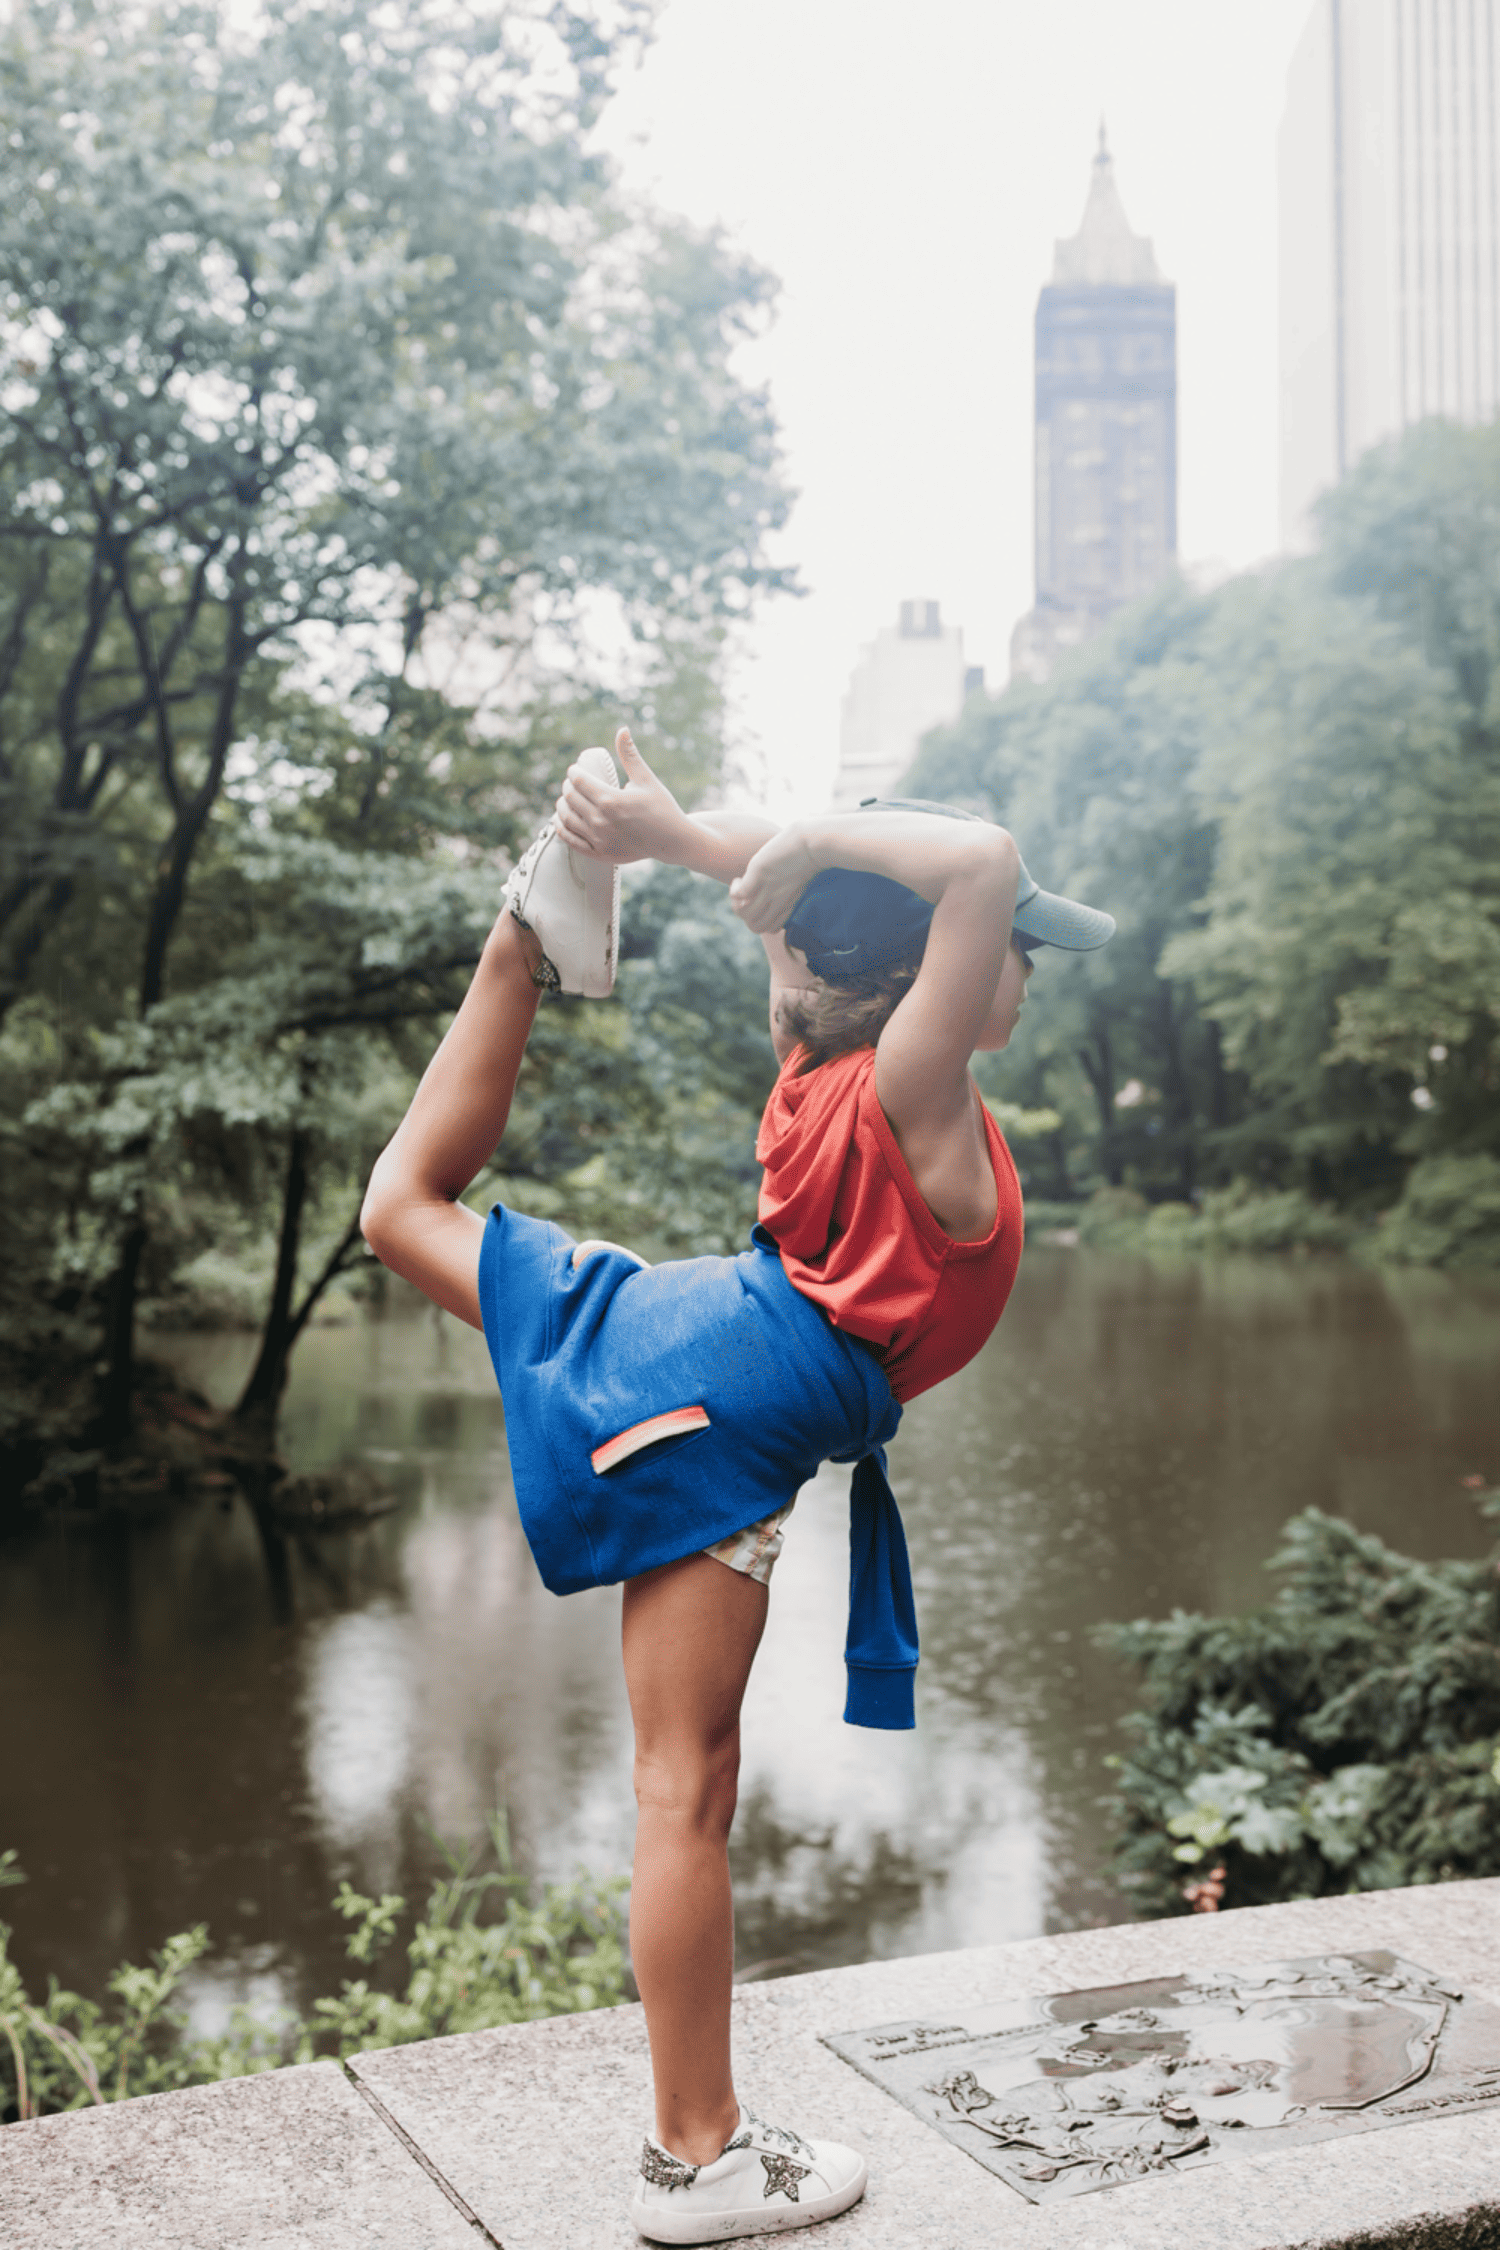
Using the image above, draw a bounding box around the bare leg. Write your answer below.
[361,912,545,1329]
[622,1552,768,2165]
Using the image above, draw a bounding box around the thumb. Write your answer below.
[615,725,652,780]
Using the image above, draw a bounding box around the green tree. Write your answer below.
[908,423,1500,1244]
[909,582,1228,1200]
[0,0,793,1472]
[1168,425,1500,1193]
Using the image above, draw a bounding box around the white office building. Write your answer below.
[1280,0,1500,548]
[830,601,974,810]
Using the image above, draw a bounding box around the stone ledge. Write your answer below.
[0,2055,486,2250]
[4,1881,1500,2249]
[349,1879,1500,2250]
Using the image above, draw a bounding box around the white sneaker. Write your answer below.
[630,2109,868,2244]
[502,745,620,997]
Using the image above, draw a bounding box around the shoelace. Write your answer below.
[509,818,557,888]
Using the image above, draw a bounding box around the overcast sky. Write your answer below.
[597,0,1317,811]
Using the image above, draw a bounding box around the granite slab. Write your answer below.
[0,2055,487,2250]
[349,1879,1500,2250]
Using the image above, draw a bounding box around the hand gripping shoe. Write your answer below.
[502,744,620,997]
[629,2108,868,2244]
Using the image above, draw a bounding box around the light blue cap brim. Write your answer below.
[1011,858,1116,952]
[847,801,1115,954]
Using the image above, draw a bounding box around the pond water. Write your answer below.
[2,1246,1497,2028]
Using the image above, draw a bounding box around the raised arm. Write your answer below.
[733,808,1021,1232]
[554,728,779,885]
[555,728,807,1055]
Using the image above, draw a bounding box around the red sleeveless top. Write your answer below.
[755,1045,1024,1404]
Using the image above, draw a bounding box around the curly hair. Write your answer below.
[776,952,924,1072]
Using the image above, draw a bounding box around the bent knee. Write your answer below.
[633,1734,741,1836]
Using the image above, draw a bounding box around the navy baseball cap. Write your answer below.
[783,797,1115,982]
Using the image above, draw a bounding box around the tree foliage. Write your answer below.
[1099,1498,1500,1917]
[478,862,778,1264]
[910,421,1500,1256]
[0,0,793,1483]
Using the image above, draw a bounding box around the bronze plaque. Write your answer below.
[823,1951,1500,2203]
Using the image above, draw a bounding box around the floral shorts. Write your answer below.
[701,1498,796,1586]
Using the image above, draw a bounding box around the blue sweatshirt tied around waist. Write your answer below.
[477,1208,918,1728]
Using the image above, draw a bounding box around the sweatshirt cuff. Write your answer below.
[843,1662,916,1730]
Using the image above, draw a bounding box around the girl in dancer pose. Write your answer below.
[361,728,1112,2244]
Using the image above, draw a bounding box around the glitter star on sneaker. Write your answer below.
[629,2108,867,2243]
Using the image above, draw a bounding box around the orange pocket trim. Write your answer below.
[590,1406,711,1476]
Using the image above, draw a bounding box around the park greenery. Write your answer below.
[0,1814,628,2121]
[0,0,1496,2003]
[4,7,1497,1511]
[2,0,1498,2132]
[919,433,1500,1913]
[0,0,792,1498]
[1100,1492,1500,1918]
[913,420,1500,1272]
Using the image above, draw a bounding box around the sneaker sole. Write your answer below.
[573,745,620,998]
[572,838,620,998]
[629,2162,868,2245]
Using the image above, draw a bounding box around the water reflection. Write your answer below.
[303,1607,415,1867]
[0,1247,1495,2019]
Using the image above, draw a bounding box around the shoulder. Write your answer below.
[794,1044,877,1110]
[772,1042,873,1103]
[758,1043,872,1158]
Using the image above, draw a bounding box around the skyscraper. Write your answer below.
[1280,0,1500,548]
[1010,134,1178,684]
[830,601,976,809]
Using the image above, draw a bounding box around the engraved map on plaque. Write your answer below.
[823,1952,1500,2204]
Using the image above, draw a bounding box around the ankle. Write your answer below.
[656,2097,741,2169]
[486,909,545,984]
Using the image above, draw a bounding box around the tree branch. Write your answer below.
[357,588,428,825]
[55,544,116,809]
[0,550,50,783]
[112,550,183,818]
[153,535,227,685]
[286,1205,367,1352]
[138,555,250,1012]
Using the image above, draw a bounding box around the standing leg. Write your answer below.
[361,912,545,1329]
[622,1551,767,2164]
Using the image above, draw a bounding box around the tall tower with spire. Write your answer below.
[1011,133,1178,683]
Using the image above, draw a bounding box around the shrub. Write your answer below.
[1142,1200,1198,1242]
[1098,1500,1500,1918]
[1197,1185,1353,1254]
[982,1099,1064,1143]
[1375,1153,1500,1270]
[1075,1186,1151,1248]
[1020,1199,1085,1235]
[1074,1183,1355,1258]
[0,1815,627,2122]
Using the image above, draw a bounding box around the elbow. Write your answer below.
[984,827,1021,900]
[957,826,1019,888]
[988,825,1020,874]
[360,1160,402,1270]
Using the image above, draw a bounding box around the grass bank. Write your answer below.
[1026,1152,1500,1272]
